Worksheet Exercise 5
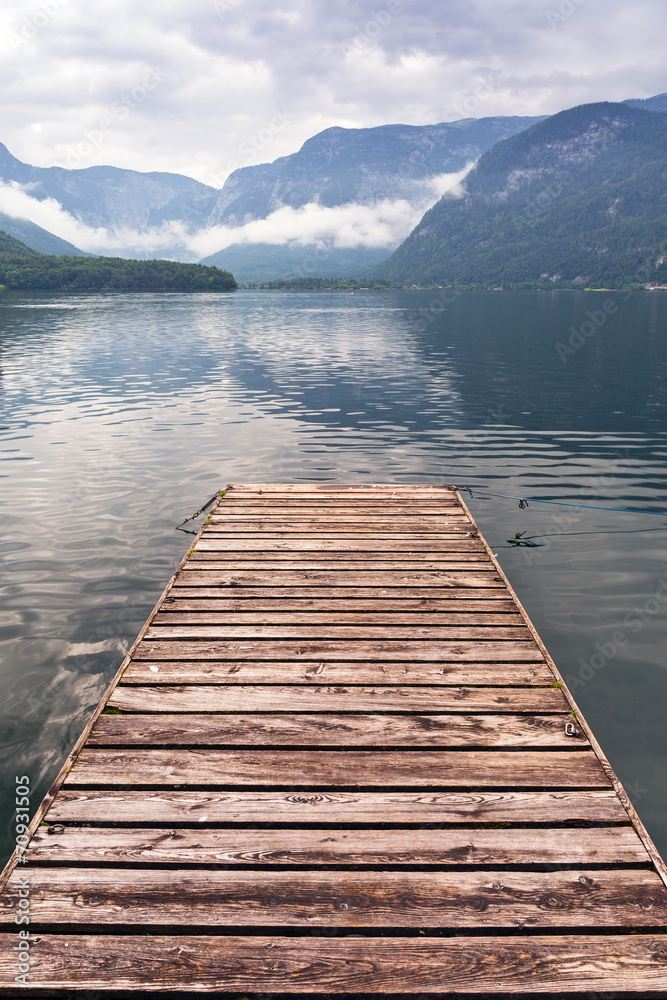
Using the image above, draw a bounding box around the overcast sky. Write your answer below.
[1,0,665,186]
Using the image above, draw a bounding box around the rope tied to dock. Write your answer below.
[458,485,667,518]
[176,490,225,529]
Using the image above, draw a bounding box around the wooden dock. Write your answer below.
[1,483,667,997]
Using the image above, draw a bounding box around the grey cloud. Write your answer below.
[0,0,664,183]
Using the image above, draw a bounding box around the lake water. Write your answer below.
[1,287,667,866]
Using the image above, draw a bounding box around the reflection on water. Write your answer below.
[1,288,666,863]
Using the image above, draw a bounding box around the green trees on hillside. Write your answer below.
[376,104,667,288]
[0,237,237,292]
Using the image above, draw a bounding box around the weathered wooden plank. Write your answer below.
[223,496,462,502]
[108,685,568,714]
[192,551,489,562]
[89,713,583,748]
[134,640,543,662]
[3,933,666,994]
[4,869,666,929]
[26,825,646,867]
[195,532,488,559]
[46,789,629,825]
[216,495,463,501]
[172,571,504,588]
[155,611,525,626]
[221,494,461,500]
[161,597,521,612]
[212,519,471,529]
[218,495,464,502]
[221,498,462,503]
[145,624,533,641]
[226,485,458,495]
[197,538,485,551]
[184,558,490,569]
[206,525,476,535]
[167,587,512,602]
[120,660,554,686]
[214,512,468,519]
[211,514,471,524]
[64,749,609,788]
[216,505,467,511]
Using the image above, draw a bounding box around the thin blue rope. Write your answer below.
[458,487,667,518]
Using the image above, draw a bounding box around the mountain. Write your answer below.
[206,117,546,228]
[2,96,664,279]
[0,142,218,233]
[0,231,39,256]
[3,119,547,269]
[0,213,88,256]
[200,242,390,283]
[625,93,667,113]
[375,102,667,288]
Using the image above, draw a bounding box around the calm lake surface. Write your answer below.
[1,287,667,865]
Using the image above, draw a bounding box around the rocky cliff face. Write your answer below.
[206,116,546,227]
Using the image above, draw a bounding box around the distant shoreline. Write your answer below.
[239,281,667,293]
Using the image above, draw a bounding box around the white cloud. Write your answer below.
[189,165,473,256]
[0,1,664,183]
[0,165,473,259]
[0,181,108,246]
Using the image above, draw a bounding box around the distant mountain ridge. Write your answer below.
[0,116,545,267]
[625,92,667,113]
[0,142,218,234]
[206,116,547,227]
[375,102,667,288]
[0,93,665,279]
[201,242,390,283]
